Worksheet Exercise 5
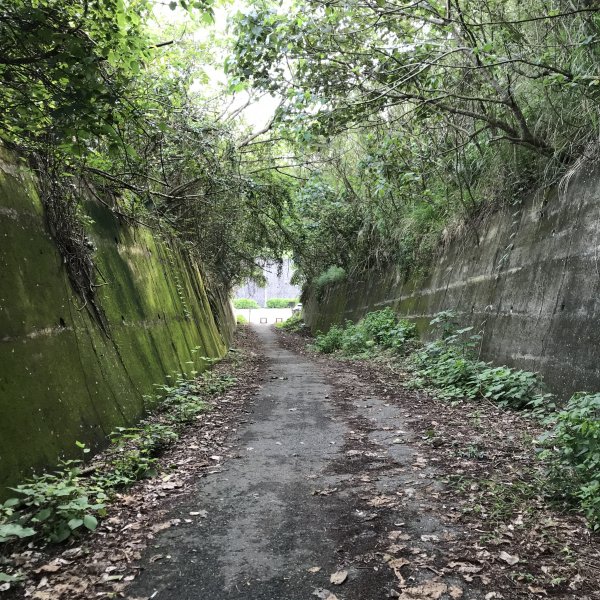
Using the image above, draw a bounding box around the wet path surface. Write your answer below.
[127,327,481,600]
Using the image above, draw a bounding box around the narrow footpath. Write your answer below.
[126,327,480,600]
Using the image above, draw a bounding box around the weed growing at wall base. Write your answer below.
[276,312,305,333]
[538,392,600,529]
[313,308,416,356]
[311,309,600,528]
[0,370,236,550]
[411,323,541,410]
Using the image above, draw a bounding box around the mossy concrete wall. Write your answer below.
[0,148,232,495]
[305,162,600,400]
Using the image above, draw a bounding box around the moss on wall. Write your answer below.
[0,148,232,496]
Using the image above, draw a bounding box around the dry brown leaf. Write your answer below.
[330,570,348,585]
[447,561,482,574]
[498,551,519,565]
[34,560,66,574]
[150,521,172,534]
[403,579,447,599]
[307,566,321,573]
[388,557,409,584]
[313,488,338,496]
[313,588,339,600]
[527,586,547,595]
[369,495,395,507]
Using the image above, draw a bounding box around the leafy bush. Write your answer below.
[313,309,416,356]
[276,312,304,332]
[3,461,106,544]
[236,314,248,325]
[538,392,600,528]
[361,308,417,351]
[339,321,373,355]
[411,314,541,409]
[314,324,345,353]
[313,266,346,299]
[266,298,298,308]
[233,298,259,309]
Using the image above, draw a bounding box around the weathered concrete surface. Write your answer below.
[305,163,600,399]
[126,327,481,600]
[0,147,232,495]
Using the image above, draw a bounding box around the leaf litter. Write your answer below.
[0,327,265,599]
[277,328,600,600]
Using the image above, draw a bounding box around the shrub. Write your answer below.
[360,308,416,351]
[339,321,372,355]
[266,298,298,308]
[538,392,600,528]
[411,314,541,409]
[313,309,416,356]
[236,314,248,325]
[3,461,106,544]
[276,312,304,332]
[313,266,346,299]
[233,298,259,309]
[313,324,345,353]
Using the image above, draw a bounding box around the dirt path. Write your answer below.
[126,327,482,600]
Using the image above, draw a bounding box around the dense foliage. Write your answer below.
[266,297,298,308]
[410,314,541,409]
[314,309,542,409]
[0,0,294,310]
[276,311,305,332]
[233,298,260,309]
[228,0,600,285]
[539,393,600,528]
[313,308,416,355]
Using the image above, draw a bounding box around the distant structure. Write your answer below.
[234,259,300,307]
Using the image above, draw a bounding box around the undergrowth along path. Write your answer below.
[278,329,600,600]
[12,325,598,599]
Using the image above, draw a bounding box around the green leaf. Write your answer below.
[0,523,36,541]
[35,508,52,522]
[0,571,24,583]
[83,514,98,531]
[68,518,84,530]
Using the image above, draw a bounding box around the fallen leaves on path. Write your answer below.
[276,328,600,600]
[313,587,339,600]
[329,569,348,585]
[498,551,519,566]
[3,327,266,600]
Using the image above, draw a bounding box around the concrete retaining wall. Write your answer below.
[304,161,600,400]
[0,148,233,495]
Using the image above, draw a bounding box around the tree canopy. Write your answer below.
[2,0,600,296]
[227,0,600,284]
